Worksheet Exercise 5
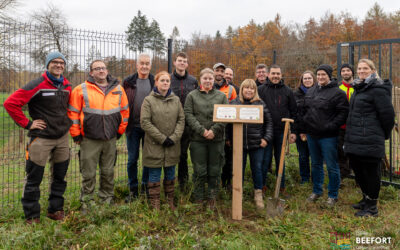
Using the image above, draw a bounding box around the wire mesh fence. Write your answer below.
[1,21,399,211]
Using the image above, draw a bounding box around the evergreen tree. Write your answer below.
[147,20,165,54]
[125,10,151,52]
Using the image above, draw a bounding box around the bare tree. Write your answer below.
[28,3,71,68]
[0,0,19,21]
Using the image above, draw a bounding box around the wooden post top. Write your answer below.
[213,104,263,124]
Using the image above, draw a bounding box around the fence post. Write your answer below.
[349,44,354,66]
[168,39,172,74]
[273,50,277,64]
[336,43,342,79]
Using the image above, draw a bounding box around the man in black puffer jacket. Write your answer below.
[170,52,198,190]
[258,65,297,194]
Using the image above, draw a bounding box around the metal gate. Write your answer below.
[337,38,400,187]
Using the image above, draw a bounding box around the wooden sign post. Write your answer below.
[213,104,263,220]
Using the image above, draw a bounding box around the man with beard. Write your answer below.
[213,63,237,102]
[224,67,239,93]
[338,64,354,181]
[258,65,297,196]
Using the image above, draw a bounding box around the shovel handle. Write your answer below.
[273,118,293,199]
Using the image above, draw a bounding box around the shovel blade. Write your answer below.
[266,198,285,218]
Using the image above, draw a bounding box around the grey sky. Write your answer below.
[19,0,400,40]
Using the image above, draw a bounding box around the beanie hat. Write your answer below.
[316,64,333,80]
[340,63,354,76]
[45,51,66,69]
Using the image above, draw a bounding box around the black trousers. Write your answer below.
[221,143,233,187]
[348,154,381,200]
[338,129,351,178]
[178,126,191,185]
[22,159,69,219]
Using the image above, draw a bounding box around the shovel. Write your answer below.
[266,118,294,217]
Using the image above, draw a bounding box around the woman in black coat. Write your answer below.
[344,59,395,217]
[294,71,315,184]
[229,79,273,209]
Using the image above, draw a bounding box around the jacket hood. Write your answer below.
[354,74,392,95]
[150,88,175,100]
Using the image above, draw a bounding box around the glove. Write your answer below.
[162,137,175,147]
[73,135,82,143]
[117,133,122,140]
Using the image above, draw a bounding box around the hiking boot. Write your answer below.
[164,179,176,211]
[307,193,321,202]
[101,197,114,205]
[254,189,264,209]
[148,182,161,210]
[47,211,65,221]
[125,186,138,203]
[355,199,378,217]
[326,197,338,207]
[26,218,40,225]
[352,196,366,210]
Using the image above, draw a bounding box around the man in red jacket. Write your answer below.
[4,51,72,224]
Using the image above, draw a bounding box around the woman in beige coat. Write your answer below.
[140,71,185,210]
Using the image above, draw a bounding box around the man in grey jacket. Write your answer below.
[170,52,198,190]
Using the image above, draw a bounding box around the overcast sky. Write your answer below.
[18,0,400,40]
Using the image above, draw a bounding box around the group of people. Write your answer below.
[3,50,394,224]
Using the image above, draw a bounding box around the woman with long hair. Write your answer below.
[295,71,315,184]
[344,59,395,217]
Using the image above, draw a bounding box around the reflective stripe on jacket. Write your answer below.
[68,76,129,140]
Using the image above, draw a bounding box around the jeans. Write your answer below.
[243,147,264,190]
[126,126,149,189]
[262,133,286,188]
[307,135,340,199]
[295,137,311,183]
[147,166,176,183]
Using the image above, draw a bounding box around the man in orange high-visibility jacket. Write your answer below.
[68,60,129,211]
[213,63,237,102]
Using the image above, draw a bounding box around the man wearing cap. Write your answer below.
[213,63,237,102]
[301,64,348,206]
[338,64,354,181]
[4,51,72,224]
[68,60,129,211]
[170,52,198,190]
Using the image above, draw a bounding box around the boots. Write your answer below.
[352,195,366,210]
[254,189,265,209]
[147,182,161,210]
[125,186,138,203]
[355,198,378,217]
[164,179,176,211]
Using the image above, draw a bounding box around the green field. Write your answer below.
[0,146,399,249]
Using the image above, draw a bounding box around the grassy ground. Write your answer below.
[0,147,399,249]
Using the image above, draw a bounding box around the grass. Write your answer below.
[0,145,399,249]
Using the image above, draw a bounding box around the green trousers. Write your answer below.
[190,140,224,200]
[79,137,116,202]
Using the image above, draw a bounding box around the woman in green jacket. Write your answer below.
[184,68,228,209]
[141,71,185,210]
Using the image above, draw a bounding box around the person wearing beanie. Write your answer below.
[316,64,333,80]
[301,64,348,207]
[3,51,72,224]
[337,64,354,182]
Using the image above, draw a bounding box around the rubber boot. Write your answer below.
[254,189,265,209]
[164,179,176,211]
[147,182,161,210]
